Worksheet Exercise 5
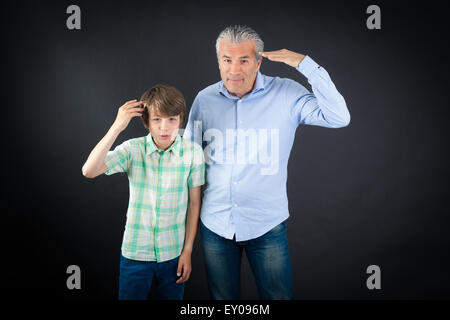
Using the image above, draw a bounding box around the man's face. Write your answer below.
[218,40,262,98]
[148,107,181,150]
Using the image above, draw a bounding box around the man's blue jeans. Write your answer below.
[118,254,184,300]
[200,220,292,300]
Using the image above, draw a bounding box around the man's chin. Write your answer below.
[225,85,244,96]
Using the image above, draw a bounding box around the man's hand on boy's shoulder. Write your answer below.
[111,99,145,133]
[176,250,192,283]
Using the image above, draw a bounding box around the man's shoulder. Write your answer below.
[196,80,222,99]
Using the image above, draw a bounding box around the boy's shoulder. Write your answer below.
[180,136,203,154]
[119,136,147,149]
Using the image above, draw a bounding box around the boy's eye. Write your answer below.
[170,118,177,121]
[153,118,160,121]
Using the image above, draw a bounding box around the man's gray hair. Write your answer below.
[215,25,264,62]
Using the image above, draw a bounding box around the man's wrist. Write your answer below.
[295,53,306,67]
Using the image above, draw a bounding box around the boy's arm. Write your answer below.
[82,99,144,178]
[176,186,202,283]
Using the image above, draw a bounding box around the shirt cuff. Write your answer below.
[296,55,320,78]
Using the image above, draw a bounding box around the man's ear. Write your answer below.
[256,57,262,71]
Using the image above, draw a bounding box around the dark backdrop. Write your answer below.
[2,0,449,300]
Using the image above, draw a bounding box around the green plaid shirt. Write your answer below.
[104,133,205,262]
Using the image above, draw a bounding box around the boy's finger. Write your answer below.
[125,101,143,109]
[127,107,145,113]
[177,264,183,277]
[124,99,137,104]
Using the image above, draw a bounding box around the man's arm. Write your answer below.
[176,186,202,283]
[260,49,350,128]
[82,99,144,178]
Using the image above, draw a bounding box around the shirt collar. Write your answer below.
[146,133,182,157]
[218,71,265,99]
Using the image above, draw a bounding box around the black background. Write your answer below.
[2,0,449,300]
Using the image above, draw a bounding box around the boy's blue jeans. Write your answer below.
[200,220,292,300]
[118,254,184,300]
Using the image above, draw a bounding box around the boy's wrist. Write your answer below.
[109,123,123,135]
[181,247,193,255]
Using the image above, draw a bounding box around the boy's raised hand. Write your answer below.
[112,99,144,132]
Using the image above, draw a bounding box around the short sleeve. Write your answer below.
[104,140,132,175]
[187,143,205,188]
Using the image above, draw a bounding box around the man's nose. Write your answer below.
[229,61,242,75]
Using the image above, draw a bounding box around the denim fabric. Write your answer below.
[200,220,292,300]
[118,254,184,300]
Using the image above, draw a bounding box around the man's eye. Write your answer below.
[241,60,248,64]
[224,59,231,63]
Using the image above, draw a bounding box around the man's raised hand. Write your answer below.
[259,49,306,68]
[112,99,144,132]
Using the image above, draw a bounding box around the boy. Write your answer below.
[82,84,205,300]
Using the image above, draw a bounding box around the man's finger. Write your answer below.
[260,50,284,56]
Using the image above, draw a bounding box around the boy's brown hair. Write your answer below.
[140,84,186,130]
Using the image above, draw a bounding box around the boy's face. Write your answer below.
[148,107,181,150]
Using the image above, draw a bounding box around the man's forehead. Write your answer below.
[219,40,256,57]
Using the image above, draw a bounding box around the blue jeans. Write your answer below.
[200,221,292,300]
[118,254,184,300]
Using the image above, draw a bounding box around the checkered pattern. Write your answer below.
[104,133,205,262]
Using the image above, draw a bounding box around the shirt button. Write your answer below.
[233,204,238,208]
[233,181,238,185]
[239,120,243,124]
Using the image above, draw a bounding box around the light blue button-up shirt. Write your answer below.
[184,56,350,241]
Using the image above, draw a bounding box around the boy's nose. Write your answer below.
[159,120,168,131]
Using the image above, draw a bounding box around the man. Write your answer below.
[184,25,350,299]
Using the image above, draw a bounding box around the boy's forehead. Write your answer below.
[148,106,179,118]
[148,106,166,117]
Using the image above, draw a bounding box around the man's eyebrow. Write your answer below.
[221,55,251,59]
